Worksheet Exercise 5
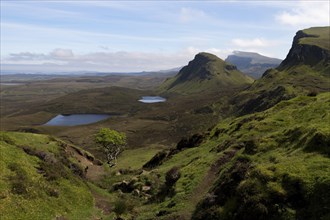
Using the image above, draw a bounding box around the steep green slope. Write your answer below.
[120,92,329,219]
[93,92,330,219]
[159,52,254,94]
[233,26,330,116]
[0,132,96,220]
[192,92,330,220]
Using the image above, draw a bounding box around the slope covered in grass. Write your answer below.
[129,92,330,219]
[91,92,329,219]
[159,52,254,94]
[192,92,330,219]
[233,26,330,116]
[0,132,95,220]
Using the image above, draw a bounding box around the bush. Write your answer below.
[113,197,134,217]
[307,90,318,97]
[165,166,181,186]
[0,133,15,145]
[8,163,30,195]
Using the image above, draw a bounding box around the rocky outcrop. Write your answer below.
[278,30,330,70]
[159,52,254,93]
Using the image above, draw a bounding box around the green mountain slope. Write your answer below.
[233,26,330,116]
[0,132,96,220]
[128,92,329,219]
[192,92,330,220]
[159,52,254,94]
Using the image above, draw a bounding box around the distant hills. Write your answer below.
[225,51,282,79]
[160,52,254,94]
[1,26,329,220]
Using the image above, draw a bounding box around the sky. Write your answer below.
[1,0,329,73]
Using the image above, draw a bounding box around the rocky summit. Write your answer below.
[160,52,254,94]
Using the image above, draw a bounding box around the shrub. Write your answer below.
[165,166,181,186]
[307,90,318,97]
[113,197,134,217]
[0,133,15,145]
[8,163,30,195]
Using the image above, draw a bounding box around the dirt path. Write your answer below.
[181,148,239,219]
[64,145,113,217]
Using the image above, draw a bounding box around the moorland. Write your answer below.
[0,26,329,220]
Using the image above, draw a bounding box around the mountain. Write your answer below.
[160,52,254,94]
[278,26,330,71]
[233,26,330,116]
[225,51,282,79]
[1,27,329,220]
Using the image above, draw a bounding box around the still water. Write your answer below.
[45,114,111,126]
[138,96,166,103]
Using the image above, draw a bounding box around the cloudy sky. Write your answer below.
[1,0,329,73]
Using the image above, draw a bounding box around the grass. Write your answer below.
[94,93,329,219]
[159,52,254,94]
[192,92,330,219]
[0,132,95,220]
[116,145,164,170]
[300,26,330,50]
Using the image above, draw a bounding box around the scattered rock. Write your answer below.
[142,185,151,192]
[143,150,168,169]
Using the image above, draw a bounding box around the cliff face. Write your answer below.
[233,27,330,116]
[278,28,330,70]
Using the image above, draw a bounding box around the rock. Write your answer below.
[142,186,151,192]
[165,167,181,186]
[132,189,140,197]
[143,150,168,169]
[113,180,134,193]
[176,133,204,150]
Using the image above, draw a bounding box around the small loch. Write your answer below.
[45,114,111,126]
[138,96,166,103]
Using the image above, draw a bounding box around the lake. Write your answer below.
[138,96,166,103]
[45,114,111,126]
[0,83,23,86]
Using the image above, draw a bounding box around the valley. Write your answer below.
[1,26,329,220]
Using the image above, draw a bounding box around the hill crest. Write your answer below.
[160,52,254,94]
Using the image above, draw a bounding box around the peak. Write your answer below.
[233,51,260,56]
[195,52,223,61]
[295,26,330,50]
[278,26,329,70]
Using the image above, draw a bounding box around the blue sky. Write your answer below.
[1,0,329,72]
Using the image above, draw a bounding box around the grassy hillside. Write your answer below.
[159,52,254,94]
[192,92,330,219]
[233,26,330,116]
[299,26,330,50]
[104,92,329,219]
[0,132,98,220]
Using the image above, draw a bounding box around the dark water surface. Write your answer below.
[45,114,111,126]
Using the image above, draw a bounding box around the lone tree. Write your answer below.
[95,128,126,166]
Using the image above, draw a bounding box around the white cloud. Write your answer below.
[275,1,329,27]
[2,47,236,73]
[231,38,271,48]
[50,49,74,59]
